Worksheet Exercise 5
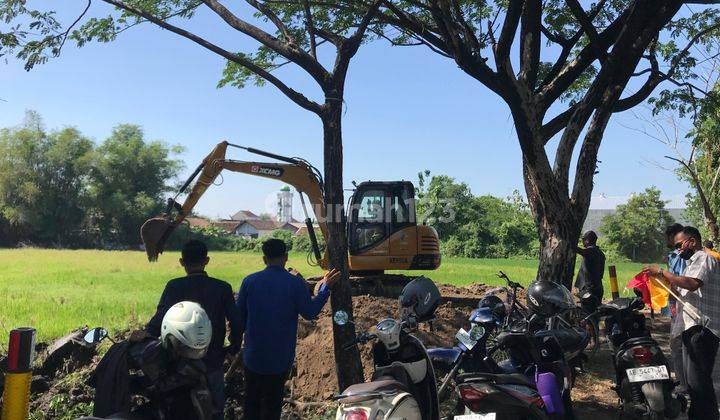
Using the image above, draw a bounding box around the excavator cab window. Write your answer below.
[391,185,414,229]
[351,189,387,251]
[349,182,416,255]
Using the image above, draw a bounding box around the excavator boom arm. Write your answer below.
[141,141,328,263]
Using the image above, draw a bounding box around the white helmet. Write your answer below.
[161,301,212,359]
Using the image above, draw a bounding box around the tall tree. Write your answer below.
[375,0,720,287]
[88,124,183,246]
[6,0,383,388]
[0,111,94,246]
[677,98,720,244]
[601,187,675,262]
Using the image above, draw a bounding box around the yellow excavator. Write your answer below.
[141,141,441,279]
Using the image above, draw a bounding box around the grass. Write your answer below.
[0,249,645,344]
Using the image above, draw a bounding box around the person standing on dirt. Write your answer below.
[131,240,241,420]
[665,223,687,395]
[574,231,606,312]
[646,226,720,419]
[236,238,340,420]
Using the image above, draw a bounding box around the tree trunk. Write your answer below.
[524,168,581,290]
[321,101,364,391]
[509,105,583,290]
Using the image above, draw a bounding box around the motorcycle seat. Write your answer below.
[535,328,588,352]
[617,336,657,352]
[602,298,635,311]
[335,378,409,403]
[457,372,535,388]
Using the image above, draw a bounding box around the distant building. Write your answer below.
[583,208,689,236]
[277,186,293,223]
[185,217,212,229]
[208,218,296,238]
[230,210,260,221]
[232,220,297,238]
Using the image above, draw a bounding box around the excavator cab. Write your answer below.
[348,181,440,272]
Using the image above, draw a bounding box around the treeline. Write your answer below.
[1,113,698,263]
[0,111,182,248]
[416,172,537,259]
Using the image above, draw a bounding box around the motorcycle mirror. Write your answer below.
[333,311,349,326]
[83,327,108,345]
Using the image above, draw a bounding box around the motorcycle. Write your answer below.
[79,327,214,420]
[333,276,441,420]
[430,279,582,419]
[594,291,684,419]
[430,306,554,420]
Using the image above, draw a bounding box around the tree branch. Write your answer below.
[494,0,523,78]
[244,0,294,44]
[301,0,317,58]
[99,0,323,114]
[520,0,542,89]
[566,0,606,62]
[538,7,629,109]
[201,0,330,89]
[666,154,719,239]
[536,0,607,93]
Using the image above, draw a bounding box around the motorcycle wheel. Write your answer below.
[562,389,576,420]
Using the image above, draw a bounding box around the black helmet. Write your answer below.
[399,276,440,322]
[478,295,506,321]
[526,280,575,317]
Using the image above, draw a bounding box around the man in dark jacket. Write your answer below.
[574,230,606,311]
[131,240,241,420]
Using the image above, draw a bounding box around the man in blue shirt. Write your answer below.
[236,238,340,420]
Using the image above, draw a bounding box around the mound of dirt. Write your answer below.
[290,293,476,401]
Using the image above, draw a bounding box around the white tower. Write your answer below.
[276,186,293,223]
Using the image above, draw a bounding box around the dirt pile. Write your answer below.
[289,286,485,402]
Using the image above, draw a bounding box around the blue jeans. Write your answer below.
[206,369,225,420]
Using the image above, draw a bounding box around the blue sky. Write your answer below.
[0,2,689,219]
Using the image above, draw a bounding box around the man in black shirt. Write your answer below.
[132,240,241,420]
[574,231,606,311]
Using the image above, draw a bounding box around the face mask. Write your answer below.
[679,247,695,260]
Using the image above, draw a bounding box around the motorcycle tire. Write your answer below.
[569,307,600,357]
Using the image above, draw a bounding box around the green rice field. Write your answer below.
[0,249,646,344]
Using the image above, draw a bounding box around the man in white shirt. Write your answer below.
[647,226,720,420]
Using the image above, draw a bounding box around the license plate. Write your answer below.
[455,414,496,420]
[626,365,669,383]
[456,328,478,350]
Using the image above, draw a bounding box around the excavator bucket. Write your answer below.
[141,217,176,261]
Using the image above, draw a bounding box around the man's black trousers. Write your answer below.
[682,325,720,420]
[243,367,288,420]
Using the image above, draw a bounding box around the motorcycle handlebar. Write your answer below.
[497,271,524,290]
[343,332,377,350]
[584,297,646,321]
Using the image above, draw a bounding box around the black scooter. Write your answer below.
[594,292,684,419]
